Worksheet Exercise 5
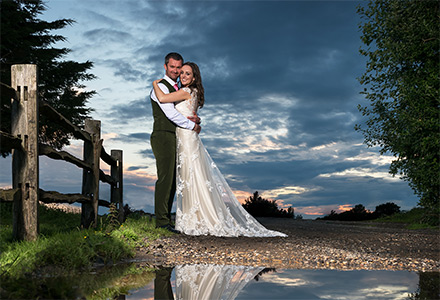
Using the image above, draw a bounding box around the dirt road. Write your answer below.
[136,219,439,271]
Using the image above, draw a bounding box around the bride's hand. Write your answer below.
[153,79,161,86]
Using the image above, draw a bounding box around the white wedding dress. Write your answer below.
[174,88,286,237]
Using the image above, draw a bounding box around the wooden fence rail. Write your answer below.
[0,64,123,241]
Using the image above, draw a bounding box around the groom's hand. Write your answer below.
[187,111,201,125]
[188,111,201,133]
[193,123,201,134]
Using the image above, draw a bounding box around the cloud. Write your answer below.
[127,165,148,172]
[99,59,147,82]
[242,269,419,300]
[344,150,395,166]
[263,185,320,198]
[318,167,399,182]
[119,164,158,210]
[3,0,417,218]
[83,28,133,44]
[106,98,150,123]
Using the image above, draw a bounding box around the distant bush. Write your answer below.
[242,191,294,218]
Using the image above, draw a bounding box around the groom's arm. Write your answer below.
[150,83,196,130]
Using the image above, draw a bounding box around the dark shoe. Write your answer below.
[159,224,180,234]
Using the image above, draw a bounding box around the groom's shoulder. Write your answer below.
[159,79,173,91]
[158,78,169,87]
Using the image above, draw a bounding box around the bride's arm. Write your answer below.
[153,80,191,103]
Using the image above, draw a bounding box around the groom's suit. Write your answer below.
[150,79,177,228]
[150,76,195,228]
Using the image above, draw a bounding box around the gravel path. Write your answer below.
[136,219,439,271]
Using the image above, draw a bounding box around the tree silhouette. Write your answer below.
[318,204,369,221]
[242,191,294,218]
[1,0,96,156]
[373,202,400,218]
[319,202,402,221]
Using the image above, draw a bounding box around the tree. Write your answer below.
[1,0,96,155]
[351,204,367,215]
[408,271,440,300]
[373,202,400,218]
[356,0,439,210]
[242,191,294,218]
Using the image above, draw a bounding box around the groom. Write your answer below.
[150,52,201,233]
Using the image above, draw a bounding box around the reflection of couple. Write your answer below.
[150,52,286,237]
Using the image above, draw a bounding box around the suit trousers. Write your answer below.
[151,130,176,228]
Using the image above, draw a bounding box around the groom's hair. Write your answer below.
[165,52,183,65]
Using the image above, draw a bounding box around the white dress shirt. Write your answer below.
[150,75,195,130]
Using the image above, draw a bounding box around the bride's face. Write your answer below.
[180,65,195,87]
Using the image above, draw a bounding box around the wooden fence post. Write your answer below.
[110,150,123,222]
[11,64,39,241]
[81,119,101,228]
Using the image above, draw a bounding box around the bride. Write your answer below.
[153,62,286,237]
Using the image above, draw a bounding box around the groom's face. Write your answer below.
[164,58,183,81]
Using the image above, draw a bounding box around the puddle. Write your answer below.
[2,263,437,299]
[126,264,439,300]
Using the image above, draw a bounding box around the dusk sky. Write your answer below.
[0,0,419,218]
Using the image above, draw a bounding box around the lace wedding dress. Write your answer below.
[175,264,263,300]
[174,87,287,237]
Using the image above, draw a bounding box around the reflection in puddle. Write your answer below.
[176,265,264,300]
[126,264,438,300]
[3,262,437,299]
[236,269,419,300]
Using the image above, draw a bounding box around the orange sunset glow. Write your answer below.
[295,204,355,217]
[233,190,253,205]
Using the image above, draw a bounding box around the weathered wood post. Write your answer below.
[110,149,123,222]
[11,64,39,241]
[81,119,101,228]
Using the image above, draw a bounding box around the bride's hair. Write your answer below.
[184,62,205,108]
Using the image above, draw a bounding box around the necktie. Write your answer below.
[173,84,179,91]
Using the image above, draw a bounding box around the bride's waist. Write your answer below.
[176,127,195,133]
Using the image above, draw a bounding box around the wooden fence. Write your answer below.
[0,64,123,241]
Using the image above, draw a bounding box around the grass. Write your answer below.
[372,207,440,229]
[0,202,173,298]
[0,202,171,280]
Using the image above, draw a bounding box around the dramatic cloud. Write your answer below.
[0,0,418,219]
